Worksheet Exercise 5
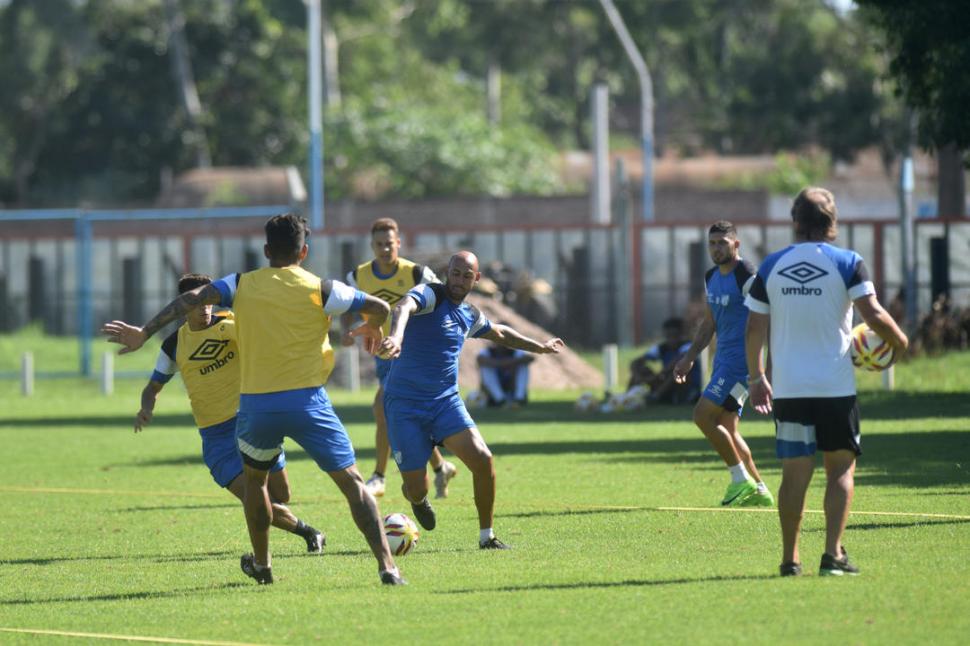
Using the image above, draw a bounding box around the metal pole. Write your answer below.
[602,343,619,393]
[591,83,611,224]
[101,351,114,395]
[900,111,917,331]
[306,0,325,230]
[76,216,94,377]
[21,352,34,396]
[599,0,654,222]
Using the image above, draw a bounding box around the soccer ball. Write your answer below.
[850,323,895,371]
[383,513,419,556]
[575,392,597,412]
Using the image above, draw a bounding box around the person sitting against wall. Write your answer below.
[477,331,534,408]
[629,317,701,404]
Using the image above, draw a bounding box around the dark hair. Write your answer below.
[791,187,837,241]
[662,317,685,331]
[178,273,212,294]
[708,220,737,237]
[265,213,309,262]
[371,217,399,237]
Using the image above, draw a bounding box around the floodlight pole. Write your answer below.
[899,110,918,331]
[599,0,654,221]
[306,0,325,230]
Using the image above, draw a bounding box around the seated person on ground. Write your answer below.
[477,338,534,407]
[629,317,700,404]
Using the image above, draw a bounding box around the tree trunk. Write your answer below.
[937,142,966,218]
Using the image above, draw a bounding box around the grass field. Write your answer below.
[2,339,970,644]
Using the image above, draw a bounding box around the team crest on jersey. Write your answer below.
[188,339,230,361]
[372,288,402,303]
[777,262,827,284]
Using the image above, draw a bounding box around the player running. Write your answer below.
[103,213,405,586]
[378,251,564,550]
[340,217,458,499]
[133,273,325,553]
[745,187,907,576]
[673,221,773,507]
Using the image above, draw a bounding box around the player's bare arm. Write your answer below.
[339,311,358,346]
[102,284,222,353]
[674,308,715,383]
[854,294,909,359]
[378,296,418,359]
[744,311,772,415]
[135,381,164,433]
[481,323,564,355]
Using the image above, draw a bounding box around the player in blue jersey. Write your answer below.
[745,188,907,577]
[378,251,564,549]
[673,221,773,507]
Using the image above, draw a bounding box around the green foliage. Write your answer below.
[721,152,833,195]
[857,0,970,150]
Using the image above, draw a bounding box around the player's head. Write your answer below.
[445,251,481,302]
[707,220,740,266]
[791,187,838,242]
[370,217,401,266]
[662,317,685,343]
[178,273,213,322]
[264,213,310,266]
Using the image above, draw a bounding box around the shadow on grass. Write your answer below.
[802,518,970,533]
[498,507,649,520]
[440,573,775,595]
[0,549,237,567]
[0,582,251,607]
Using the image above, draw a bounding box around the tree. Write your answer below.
[858,0,970,216]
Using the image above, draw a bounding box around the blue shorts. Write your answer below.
[235,400,356,473]
[200,417,285,488]
[701,364,748,415]
[375,357,393,388]
[383,392,474,472]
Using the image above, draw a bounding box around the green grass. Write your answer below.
[1,348,969,644]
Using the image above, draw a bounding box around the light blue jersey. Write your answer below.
[384,283,492,400]
[705,258,756,372]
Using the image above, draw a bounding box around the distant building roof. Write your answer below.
[156,166,306,208]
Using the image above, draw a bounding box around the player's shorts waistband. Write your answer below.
[239,386,330,413]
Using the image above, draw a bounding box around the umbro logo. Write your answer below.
[189,339,229,361]
[777,262,827,285]
[372,288,403,304]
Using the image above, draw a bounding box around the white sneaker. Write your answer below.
[433,461,458,499]
[365,473,386,497]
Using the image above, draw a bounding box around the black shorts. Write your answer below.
[773,396,861,459]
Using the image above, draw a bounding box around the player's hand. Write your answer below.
[672,356,694,384]
[102,320,147,354]
[541,338,565,354]
[349,321,383,355]
[340,330,356,347]
[749,376,773,415]
[134,408,152,433]
[378,336,402,360]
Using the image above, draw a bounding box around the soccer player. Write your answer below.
[103,213,406,586]
[744,187,907,577]
[134,273,324,553]
[476,335,533,408]
[673,221,773,508]
[378,251,564,549]
[340,217,457,499]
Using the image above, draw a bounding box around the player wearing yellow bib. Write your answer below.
[340,218,457,499]
[133,273,325,555]
[103,214,405,586]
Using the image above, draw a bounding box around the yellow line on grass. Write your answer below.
[656,505,970,520]
[0,627,270,645]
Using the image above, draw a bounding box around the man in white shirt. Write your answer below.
[744,187,908,577]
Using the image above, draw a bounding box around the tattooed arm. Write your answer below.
[102,284,223,354]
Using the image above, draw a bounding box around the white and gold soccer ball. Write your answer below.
[850,322,895,372]
[383,513,420,556]
[575,392,598,413]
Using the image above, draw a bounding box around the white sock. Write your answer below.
[756,481,769,494]
[728,462,750,484]
[255,559,271,571]
[479,528,495,544]
[380,566,400,578]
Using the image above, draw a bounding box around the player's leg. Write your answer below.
[267,459,326,552]
[512,363,529,405]
[235,411,285,584]
[720,409,774,507]
[692,396,754,505]
[291,399,404,584]
[480,365,507,406]
[817,396,862,576]
[366,386,389,497]
[429,447,457,499]
[778,456,814,571]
